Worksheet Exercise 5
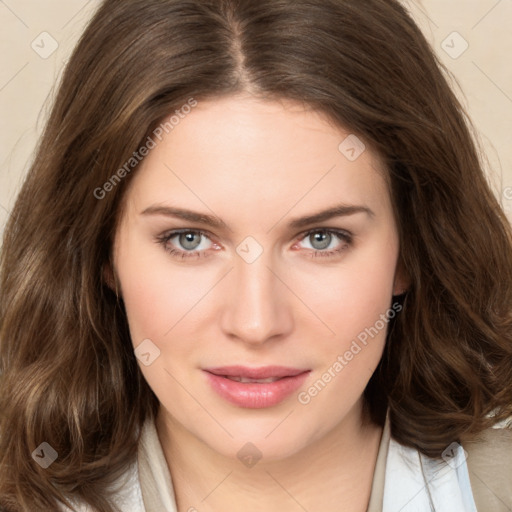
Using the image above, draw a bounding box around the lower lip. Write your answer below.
[204,371,310,408]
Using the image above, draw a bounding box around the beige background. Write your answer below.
[1,0,511,242]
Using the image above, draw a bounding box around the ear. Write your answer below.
[102,259,117,292]
[392,256,411,296]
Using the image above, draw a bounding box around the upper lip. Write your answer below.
[204,366,310,379]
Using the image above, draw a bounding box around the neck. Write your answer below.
[156,399,383,512]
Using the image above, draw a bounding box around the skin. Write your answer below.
[109,92,409,512]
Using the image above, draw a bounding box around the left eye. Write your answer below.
[295,229,352,256]
[300,230,341,250]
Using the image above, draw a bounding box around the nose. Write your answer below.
[219,251,294,347]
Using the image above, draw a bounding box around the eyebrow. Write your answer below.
[140,203,374,230]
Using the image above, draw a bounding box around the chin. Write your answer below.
[199,416,321,464]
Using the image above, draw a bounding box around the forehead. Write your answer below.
[121,94,391,226]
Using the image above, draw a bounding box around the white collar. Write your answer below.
[383,422,478,511]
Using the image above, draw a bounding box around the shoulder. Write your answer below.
[381,413,511,512]
[464,421,512,511]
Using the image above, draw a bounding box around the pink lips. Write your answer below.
[203,365,310,408]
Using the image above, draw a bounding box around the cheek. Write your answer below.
[295,272,394,414]
[119,271,172,346]
[116,248,209,413]
[294,235,398,345]
[116,237,210,346]
[291,233,398,408]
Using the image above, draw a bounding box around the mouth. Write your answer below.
[222,375,283,383]
[203,365,311,408]
[205,365,308,379]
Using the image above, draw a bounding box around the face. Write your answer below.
[110,93,407,461]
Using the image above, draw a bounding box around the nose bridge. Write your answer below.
[220,247,292,344]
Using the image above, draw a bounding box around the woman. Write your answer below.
[1,0,511,511]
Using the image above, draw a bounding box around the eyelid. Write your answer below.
[297,226,353,240]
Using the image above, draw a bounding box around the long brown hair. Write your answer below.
[1,0,511,510]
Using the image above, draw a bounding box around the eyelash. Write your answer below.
[155,228,353,260]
